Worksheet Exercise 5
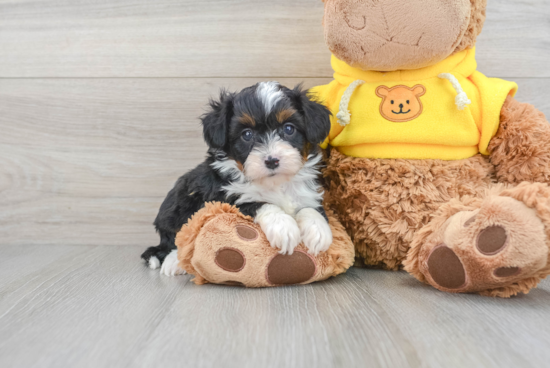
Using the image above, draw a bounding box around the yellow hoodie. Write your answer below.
[312,48,517,160]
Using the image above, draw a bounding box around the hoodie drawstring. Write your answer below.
[337,79,365,126]
[438,73,471,110]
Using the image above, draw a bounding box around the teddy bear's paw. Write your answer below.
[160,250,187,276]
[255,204,301,255]
[419,195,549,294]
[296,208,333,256]
[183,211,324,287]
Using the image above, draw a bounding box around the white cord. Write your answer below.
[336,79,366,126]
[438,73,471,110]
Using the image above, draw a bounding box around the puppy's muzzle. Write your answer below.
[264,156,280,170]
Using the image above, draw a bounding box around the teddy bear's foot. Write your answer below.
[405,182,550,297]
[174,202,355,287]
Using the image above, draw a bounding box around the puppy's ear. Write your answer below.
[201,90,235,149]
[291,85,331,145]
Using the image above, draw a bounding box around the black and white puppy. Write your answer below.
[141,82,332,276]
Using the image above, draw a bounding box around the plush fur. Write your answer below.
[404,183,550,297]
[322,0,485,71]
[324,150,494,270]
[319,0,550,296]
[141,82,335,275]
[488,96,550,184]
[453,0,487,55]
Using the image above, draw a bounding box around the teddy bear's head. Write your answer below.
[322,0,487,71]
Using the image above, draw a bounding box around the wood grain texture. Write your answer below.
[1,78,548,248]
[0,78,331,247]
[0,245,549,368]
[0,0,549,78]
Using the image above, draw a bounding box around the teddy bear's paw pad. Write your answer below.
[220,281,246,287]
[476,225,508,255]
[266,251,316,285]
[427,245,466,289]
[215,247,246,272]
[494,267,521,278]
[236,225,258,241]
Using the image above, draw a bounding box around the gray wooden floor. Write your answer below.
[1,1,550,367]
[1,245,549,368]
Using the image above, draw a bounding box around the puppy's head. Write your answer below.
[202,82,330,185]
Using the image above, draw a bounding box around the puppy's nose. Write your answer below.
[399,103,404,109]
[264,156,280,170]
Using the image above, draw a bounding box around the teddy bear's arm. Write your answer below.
[488,95,550,184]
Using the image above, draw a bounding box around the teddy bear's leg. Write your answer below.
[322,149,495,270]
[489,95,550,184]
[174,202,355,287]
[404,182,550,297]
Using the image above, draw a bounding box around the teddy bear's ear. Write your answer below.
[376,86,390,98]
[412,85,426,97]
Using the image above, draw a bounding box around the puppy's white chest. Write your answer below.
[260,186,301,215]
[260,180,321,216]
[218,155,325,216]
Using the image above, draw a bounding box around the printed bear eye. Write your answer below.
[391,100,394,104]
[283,123,295,135]
[241,129,253,141]
[406,100,410,104]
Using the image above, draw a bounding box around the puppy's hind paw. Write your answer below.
[148,256,161,269]
[160,250,187,276]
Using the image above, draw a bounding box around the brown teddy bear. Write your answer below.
[313,0,550,297]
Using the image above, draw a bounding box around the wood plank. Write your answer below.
[0,0,548,78]
[0,245,191,368]
[0,0,330,78]
[0,245,549,368]
[0,78,331,247]
[476,0,550,78]
[1,77,548,247]
[349,269,550,368]
[0,244,96,315]
[137,270,550,368]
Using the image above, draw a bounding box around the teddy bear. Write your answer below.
[312,0,550,297]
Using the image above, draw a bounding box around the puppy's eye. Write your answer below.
[241,129,253,141]
[391,100,394,104]
[283,123,295,135]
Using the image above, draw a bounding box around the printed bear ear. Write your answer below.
[376,86,390,98]
[412,85,426,97]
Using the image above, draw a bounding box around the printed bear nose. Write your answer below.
[265,156,280,170]
[399,103,404,109]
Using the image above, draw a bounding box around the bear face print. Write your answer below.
[376,85,426,122]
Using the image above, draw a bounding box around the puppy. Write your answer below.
[141,82,332,276]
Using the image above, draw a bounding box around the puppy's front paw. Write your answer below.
[296,208,333,256]
[160,250,186,276]
[255,204,301,255]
